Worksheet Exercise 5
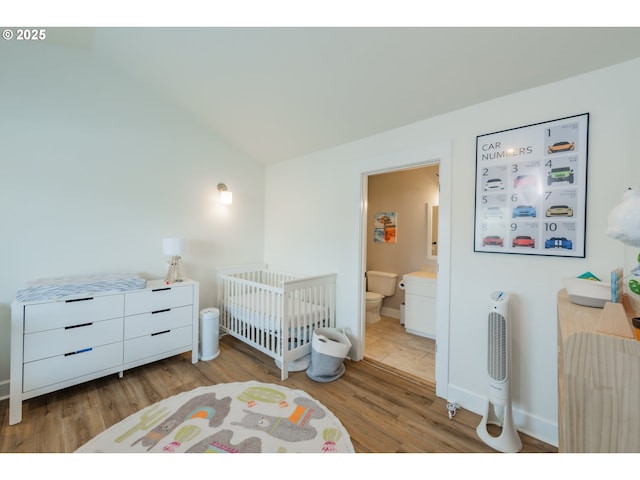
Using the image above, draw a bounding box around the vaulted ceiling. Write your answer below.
[47,27,640,164]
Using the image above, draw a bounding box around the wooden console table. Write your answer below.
[557,288,640,452]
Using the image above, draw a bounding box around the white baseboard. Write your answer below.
[0,379,9,401]
[381,307,400,319]
[445,383,558,448]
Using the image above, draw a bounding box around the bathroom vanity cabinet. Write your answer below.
[402,271,437,339]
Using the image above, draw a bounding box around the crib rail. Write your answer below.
[283,274,337,352]
[219,273,280,355]
[216,265,337,380]
[217,264,298,289]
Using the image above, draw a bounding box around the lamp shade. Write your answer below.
[607,188,640,247]
[217,183,232,205]
[162,237,186,256]
[220,190,233,205]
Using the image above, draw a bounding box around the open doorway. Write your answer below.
[363,164,439,384]
[357,142,451,400]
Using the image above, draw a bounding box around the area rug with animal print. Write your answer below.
[76,381,354,453]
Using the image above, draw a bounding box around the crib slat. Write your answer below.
[217,266,336,380]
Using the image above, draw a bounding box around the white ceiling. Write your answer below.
[49,27,640,164]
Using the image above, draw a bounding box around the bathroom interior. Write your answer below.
[364,163,440,384]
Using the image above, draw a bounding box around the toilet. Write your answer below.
[365,271,398,324]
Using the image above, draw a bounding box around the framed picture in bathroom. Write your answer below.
[374,211,397,243]
[473,113,589,257]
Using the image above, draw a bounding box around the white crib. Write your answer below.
[216,264,337,380]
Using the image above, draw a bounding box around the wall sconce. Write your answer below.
[163,237,186,283]
[218,183,233,205]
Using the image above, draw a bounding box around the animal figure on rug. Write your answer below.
[232,396,325,442]
[186,429,262,453]
[131,393,232,451]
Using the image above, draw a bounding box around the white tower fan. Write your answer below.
[476,290,522,453]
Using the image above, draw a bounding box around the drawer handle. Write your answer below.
[151,330,171,336]
[65,322,93,330]
[65,297,94,303]
[64,347,93,356]
[151,308,171,314]
[152,287,171,292]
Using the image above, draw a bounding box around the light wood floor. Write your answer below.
[365,315,435,384]
[0,333,556,454]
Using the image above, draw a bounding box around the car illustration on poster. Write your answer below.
[545,205,574,217]
[512,235,536,248]
[512,205,537,218]
[548,141,575,154]
[483,178,504,191]
[513,174,538,189]
[482,235,504,247]
[544,237,573,249]
[547,166,574,184]
[483,207,503,220]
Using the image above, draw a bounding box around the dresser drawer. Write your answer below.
[23,342,123,393]
[23,317,123,363]
[24,294,124,333]
[124,305,192,340]
[125,284,193,316]
[124,324,192,363]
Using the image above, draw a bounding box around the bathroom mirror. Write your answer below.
[427,203,439,259]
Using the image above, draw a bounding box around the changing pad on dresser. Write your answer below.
[15,272,147,302]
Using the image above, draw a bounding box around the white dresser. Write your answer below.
[402,271,437,339]
[9,279,199,425]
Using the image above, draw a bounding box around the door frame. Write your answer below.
[357,142,451,399]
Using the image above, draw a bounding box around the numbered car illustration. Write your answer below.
[547,166,574,185]
[545,204,574,217]
[513,174,538,189]
[547,141,575,154]
[482,235,504,247]
[483,178,504,191]
[544,237,573,250]
[512,205,537,218]
[483,206,504,220]
[512,235,536,248]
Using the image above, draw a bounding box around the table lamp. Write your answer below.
[607,187,640,310]
[163,237,186,283]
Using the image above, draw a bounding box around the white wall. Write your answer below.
[264,58,640,446]
[0,41,266,397]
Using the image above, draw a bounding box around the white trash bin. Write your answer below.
[199,308,220,361]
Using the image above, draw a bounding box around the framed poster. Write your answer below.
[474,113,589,257]
[374,211,397,243]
